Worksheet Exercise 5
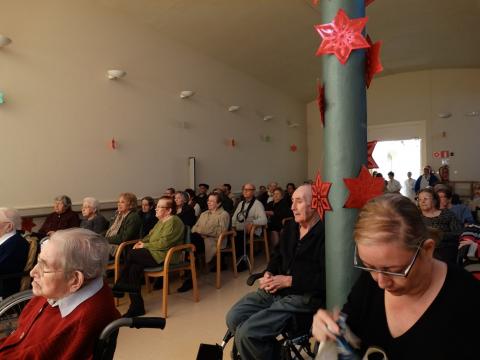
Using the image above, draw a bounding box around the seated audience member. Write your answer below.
[37,195,80,238]
[163,188,175,198]
[231,183,268,271]
[386,171,402,193]
[105,193,142,254]
[266,182,279,204]
[112,196,185,317]
[178,193,230,292]
[265,187,293,250]
[257,185,269,207]
[226,185,325,360]
[285,182,296,206]
[213,188,234,215]
[185,188,202,218]
[196,183,210,212]
[174,191,196,227]
[0,208,29,299]
[312,194,480,359]
[468,183,480,223]
[414,165,439,193]
[79,197,109,235]
[0,229,120,358]
[436,187,474,225]
[138,196,158,238]
[222,183,237,207]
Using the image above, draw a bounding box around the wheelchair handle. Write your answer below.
[131,317,166,330]
[246,272,265,286]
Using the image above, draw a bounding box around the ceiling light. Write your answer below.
[0,35,12,47]
[107,69,127,80]
[180,90,195,99]
[228,105,240,112]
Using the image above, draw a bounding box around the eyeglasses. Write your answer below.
[353,240,425,278]
[33,258,65,277]
[243,188,255,191]
[156,206,170,209]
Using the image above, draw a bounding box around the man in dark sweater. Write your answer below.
[0,207,29,299]
[226,185,325,360]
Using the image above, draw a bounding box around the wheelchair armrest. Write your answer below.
[246,271,265,286]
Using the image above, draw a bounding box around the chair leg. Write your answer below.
[249,235,254,272]
[190,253,199,302]
[231,238,238,278]
[162,275,168,318]
[216,249,221,289]
[264,231,270,264]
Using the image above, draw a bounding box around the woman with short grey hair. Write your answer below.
[37,194,80,238]
[80,197,109,236]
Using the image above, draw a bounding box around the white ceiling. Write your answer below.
[99,0,480,102]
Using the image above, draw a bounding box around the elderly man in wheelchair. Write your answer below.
[226,184,325,360]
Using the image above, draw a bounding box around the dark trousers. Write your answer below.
[119,248,160,311]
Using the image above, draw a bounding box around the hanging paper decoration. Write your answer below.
[365,36,383,88]
[316,81,325,127]
[228,138,236,148]
[311,172,333,220]
[366,0,375,6]
[367,140,379,169]
[0,92,4,104]
[312,0,319,5]
[21,217,36,233]
[290,144,298,152]
[109,137,117,150]
[314,9,370,65]
[344,165,384,208]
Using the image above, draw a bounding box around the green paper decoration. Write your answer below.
[0,92,4,104]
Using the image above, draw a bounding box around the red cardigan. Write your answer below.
[0,284,120,359]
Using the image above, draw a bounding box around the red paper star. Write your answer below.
[314,9,370,65]
[344,165,384,208]
[367,140,379,169]
[311,172,332,221]
[365,36,383,88]
[366,0,375,6]
[316,81,325,127]
[312,0,319,5]
[290,144,298,152]
[22,217,36,233]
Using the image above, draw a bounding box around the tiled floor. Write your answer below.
[113,260,266,359]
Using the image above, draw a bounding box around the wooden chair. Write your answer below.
[143,228,199,318]
[20,235,39,291]
[215,230,238,289]
[248,224,269,271]
[107,240,138,306]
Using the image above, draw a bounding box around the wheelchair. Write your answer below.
[0,289,166,360]
[197,272,318,360]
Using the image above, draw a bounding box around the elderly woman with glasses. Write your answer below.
[80,197,109,235]
[312,194,480,359]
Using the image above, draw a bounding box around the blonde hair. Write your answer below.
[354,194,428,249]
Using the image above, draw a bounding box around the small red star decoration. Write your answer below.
[312,0,319,5]
[109,137,117,150]
[366,0,375,6]
[344,165,384,208]
[21,217,36,233]
[365,36,383,88]
[290,144,298,152]
[311,172,332,221]
[316,81,325,127]
[367,140,379,169]
[314,9,370,65]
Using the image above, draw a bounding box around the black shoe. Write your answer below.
[122,308,146,318]
[177,279,193,293]
[152,278,163,290]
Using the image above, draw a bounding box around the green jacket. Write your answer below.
[106,211,142,245]
[142,215,185,264]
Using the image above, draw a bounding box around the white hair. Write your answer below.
[0,207,21,230]
[82,197,100,213]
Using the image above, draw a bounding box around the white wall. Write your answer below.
[307,69,480,181]
[0,0,307,210]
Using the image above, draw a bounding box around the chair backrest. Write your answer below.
[20,236,39,291]
[184,226,191,244]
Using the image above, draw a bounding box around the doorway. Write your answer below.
[373,138,421,196]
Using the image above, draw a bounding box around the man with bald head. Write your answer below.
[226,185,326,360]
[0,208,29,299]
[231,183,268,272]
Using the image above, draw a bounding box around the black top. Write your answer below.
[80,213,109,235]
[343,264,480,360]
[265,199,293,232]
[0,233,29,298]
[266,219,325,300]
[177,205,197,228]
[138,210,158,238]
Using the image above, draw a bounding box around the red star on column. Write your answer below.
[22,217,36,233]
[316,81,325,127]
[367,140,379,169]
[366,0,375,6]
[311,172,332,221]
[290,144,298,152]
[344,165,384,208]
[314,9,370,65]
[365,36,383,88]
[312,0,319,5]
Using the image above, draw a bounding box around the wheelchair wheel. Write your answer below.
[0,290,33,338]
[230,341,241,360]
